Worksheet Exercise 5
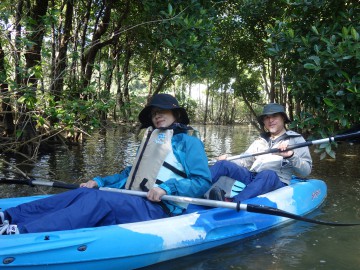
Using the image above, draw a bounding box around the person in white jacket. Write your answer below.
[208,103,312,202]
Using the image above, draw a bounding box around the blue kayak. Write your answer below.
[0,178,327,269]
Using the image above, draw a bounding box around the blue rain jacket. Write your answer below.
[5,131,211,233]
[93,132,212,214]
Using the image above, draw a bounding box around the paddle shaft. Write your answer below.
[209,130,360,164]
[99,188,360,227]
[0,178,79,189]
[1,178,360,226]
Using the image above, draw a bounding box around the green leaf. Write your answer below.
[340,118,347,127]
[304,63,317,69]
[37,116,45,126]
[319,143,329,149]
[323,98,334,107]
[311,26,319,35]
[342,26,349,37]
[164,39,173,47]
[309,55,320,66]
[341,71,350,80]
[314,44,319,53]
[351,27,359,41]
[325,145,336,159]
[18,96,26,103]
[15,130,23,139]
[168,3,173,16]
[327,150,336,159]
[325,144,332,153]
[288,28,294,38]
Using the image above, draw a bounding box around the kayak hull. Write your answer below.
[0,178,327,269]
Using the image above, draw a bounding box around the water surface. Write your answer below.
[1,125,359,269]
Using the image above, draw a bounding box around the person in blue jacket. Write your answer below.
[0,94,212,235]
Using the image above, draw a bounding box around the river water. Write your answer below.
[1,125,359,269]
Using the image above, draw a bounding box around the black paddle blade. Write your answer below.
[0,178,33,186]
[51,181,79,189]
[335,128,360,143]
[246,204,360,227]
[0,178,79,190]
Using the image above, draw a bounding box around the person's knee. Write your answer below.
[210,160,232,179]
[212,160,230,168]
[258,170,279,185]
[265,170,278,178]
[259,169,276,176]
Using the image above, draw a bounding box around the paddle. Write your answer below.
[1,178,360,227]
[101,188,360,226]
[208,130,360,164]
[0,178,79,189]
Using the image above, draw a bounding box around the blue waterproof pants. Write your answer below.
[210,160,286,202]
[5,188,168,233]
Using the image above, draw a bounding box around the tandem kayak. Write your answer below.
[0,178,327,269]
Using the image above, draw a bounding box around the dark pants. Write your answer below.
[5,188,168,233]
[210,160,286,202]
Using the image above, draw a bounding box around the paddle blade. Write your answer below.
[245,204,360,226]
[334,130,360,142]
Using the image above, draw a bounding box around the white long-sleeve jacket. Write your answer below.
[232,130,312,185]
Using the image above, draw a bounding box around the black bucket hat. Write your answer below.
[258,103,291,123]
[138,94,190,128]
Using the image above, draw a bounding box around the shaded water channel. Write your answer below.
[1,125,360,269]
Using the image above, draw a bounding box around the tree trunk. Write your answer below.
[288,91,294,122]
[14,0,24,87]
[210,93,214,122]
[122,34,133,120]
[240,89,261,131]
[229,95,236,124]
[81,1,112,94]
[216,85,224,125]
[102,47,116,123]
[0,40,14,136]
[188,76,192,97]
[18,0,49,155]
[51,0,74,102]
[262,61,270,100]
[77,0,92,86]
[203,78,210,124]
[154,62,180,94]
[269,58,276,103]
[147,56,155,98]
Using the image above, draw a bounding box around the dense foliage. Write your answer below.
[0,0,359,158]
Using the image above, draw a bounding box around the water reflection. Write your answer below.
[1,125,359,269]
[196,124,258,158]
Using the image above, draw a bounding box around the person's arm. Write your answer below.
[81,166,132,189]
[231,137,269,169]
[158,134,212,198]
[285,137,312,177]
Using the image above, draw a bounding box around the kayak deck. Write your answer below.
[0,178,327,269]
